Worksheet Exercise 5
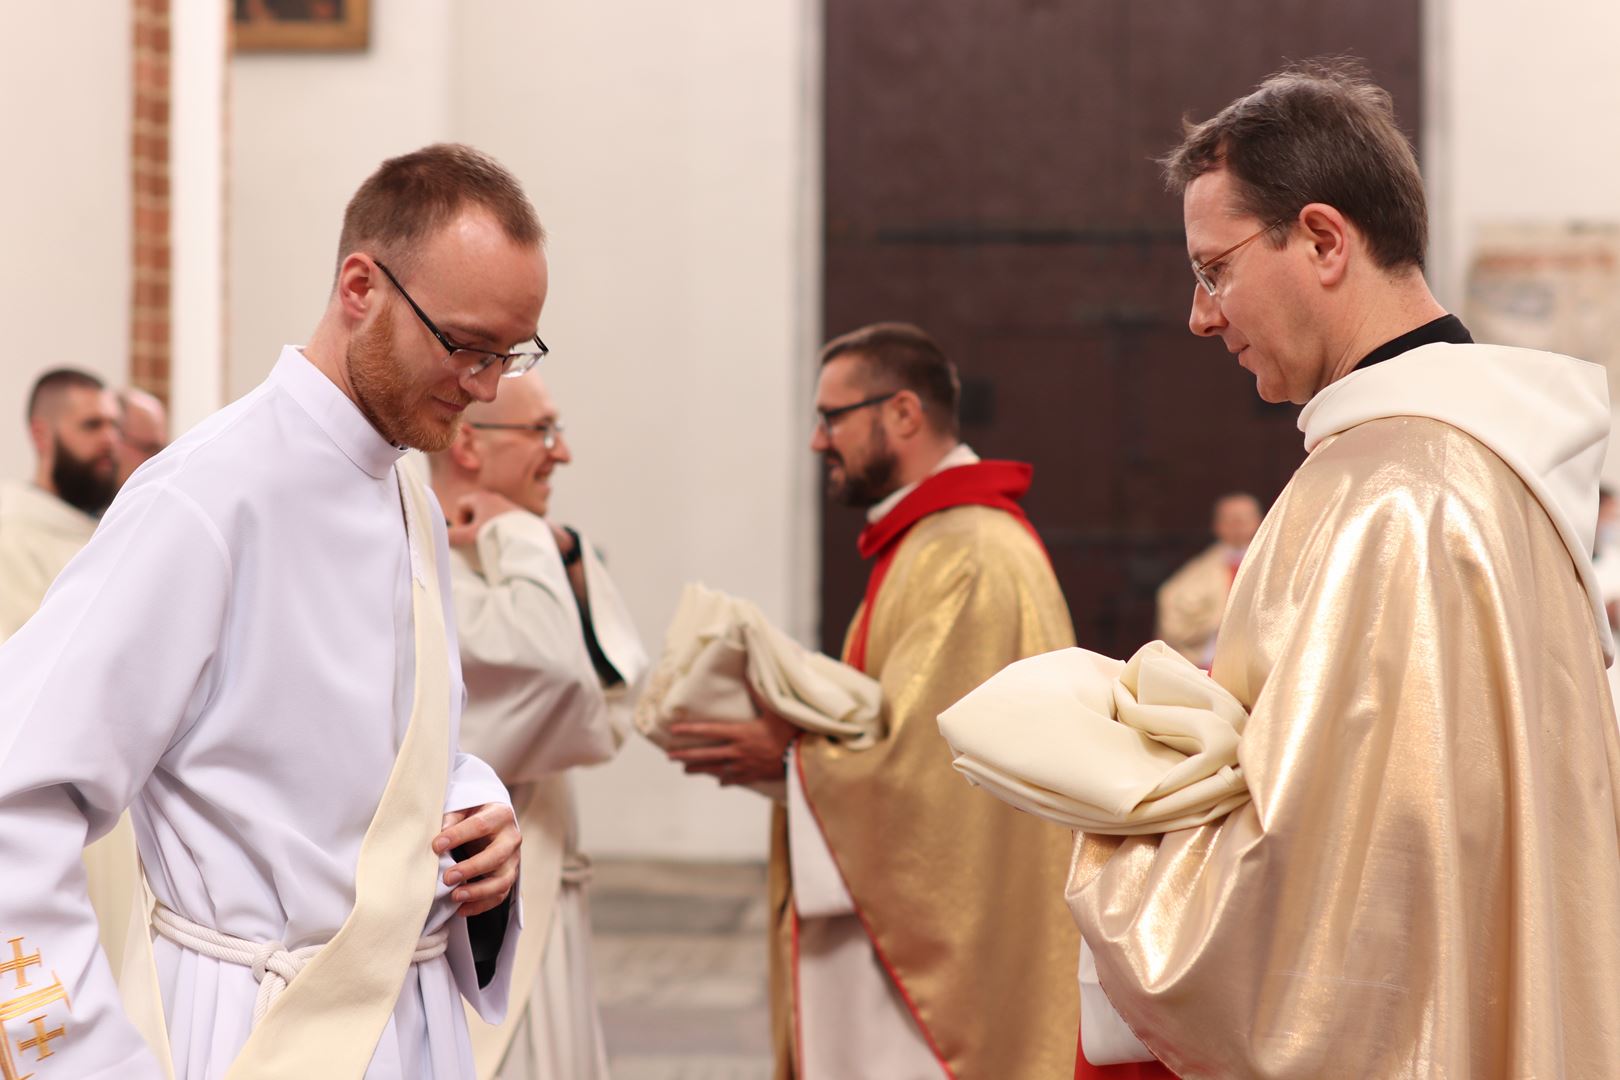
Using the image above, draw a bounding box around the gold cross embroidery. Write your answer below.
[0,944,39,994]
[15,1017,62,1062]
[0,936,69,1080]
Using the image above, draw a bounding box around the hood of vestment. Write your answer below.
[1297,341,1614,662]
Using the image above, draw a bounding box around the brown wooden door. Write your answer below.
[820,1,1423,656]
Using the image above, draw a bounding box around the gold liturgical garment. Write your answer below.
[1069,417,1620,1078]
[769,505,1080,1079]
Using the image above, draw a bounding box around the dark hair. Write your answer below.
[1161,58,1427,271]
[27,368,105,422]
[820,322,961,437]
[336,143,544,277]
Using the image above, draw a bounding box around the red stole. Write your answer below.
[845,460,1041,673]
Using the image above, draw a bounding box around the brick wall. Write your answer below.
[131,0,171,406]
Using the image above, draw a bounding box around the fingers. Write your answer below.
[433,803,513,855]
[445,827,519,887]
[666,744,740,765]
[452,864,517,917]
[665,720,745,743]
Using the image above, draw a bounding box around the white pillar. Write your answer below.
[169,0,228,433]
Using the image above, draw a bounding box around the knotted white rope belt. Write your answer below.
[560,851,593,887]
[151,901,450,1027]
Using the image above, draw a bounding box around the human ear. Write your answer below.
[1297,203,1350,287]
[334,253,381,323]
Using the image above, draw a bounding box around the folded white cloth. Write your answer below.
[636,583,883,756]
[937,640,1250,834]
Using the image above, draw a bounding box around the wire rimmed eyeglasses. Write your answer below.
[1190,219,1290,297]
[375,259,548,378]
[466,421,566,451]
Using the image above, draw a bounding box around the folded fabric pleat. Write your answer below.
[938,641,1250,834]
[637,583,883,752]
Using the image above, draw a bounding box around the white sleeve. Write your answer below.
[453,512,626,781]
[0,484,230,1078]
[785,745,857,919]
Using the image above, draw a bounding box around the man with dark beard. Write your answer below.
[0,144,533,1077]
[665,323,1084,1079]
[0,368,120,639]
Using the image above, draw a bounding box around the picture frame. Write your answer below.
[232,0,370,53]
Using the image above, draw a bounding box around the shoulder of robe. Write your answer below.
[1299,415,1534,521]
[890,505,1054,611]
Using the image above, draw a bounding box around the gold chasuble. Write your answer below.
[1069,415,1620,1078]
[769,460,1080,1079]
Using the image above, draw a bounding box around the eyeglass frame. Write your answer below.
[373,259,549,378]
[1190,218,1292,297]
[466,420,566,451]
[815,391,899,432]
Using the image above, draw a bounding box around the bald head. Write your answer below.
[430,372,571,517]
[116,387,170,487]
[1212,493,1262,550]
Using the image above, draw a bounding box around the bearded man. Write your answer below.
[667,323,1082,1079]
[0,144,538,1077]
[0,368,120,639]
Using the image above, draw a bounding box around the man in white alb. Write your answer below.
[0,144,542,1078]
[0,368,120,639]
[431,372,647,1079]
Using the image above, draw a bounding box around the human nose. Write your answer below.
[461,363,503,404]
[549,431,571,464]
[1189,282,1227,338]
[809,421,830,453]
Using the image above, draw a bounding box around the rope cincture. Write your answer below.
[150,901,450,1027]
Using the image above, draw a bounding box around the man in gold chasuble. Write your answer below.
[1067,61,1620,1078]
[668,323,1082,1079]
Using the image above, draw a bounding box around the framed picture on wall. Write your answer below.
[233,0,370,53]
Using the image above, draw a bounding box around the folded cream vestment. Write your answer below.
[637,582,883,786]
[0,348,518,1079]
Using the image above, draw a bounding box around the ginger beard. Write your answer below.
[347,309,471,453]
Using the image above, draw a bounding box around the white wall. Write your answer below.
[1425,1,1620,309]
[0,2,131,479]
[228,0,455,399]
[450,0,821,861]
[1426,0,1620,484]
[229,1,820,860]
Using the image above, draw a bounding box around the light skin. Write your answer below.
[1212,494,1261,551]
[32,385,120,497]
[430,373,586,603]
[664,352,959,786]
[115,387,169,487]
[1185,167,1447,405]
[303,206,548,917]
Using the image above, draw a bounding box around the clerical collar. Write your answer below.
[273,346,407,480]
[1353,314,1473,373]
[866,443,980,524]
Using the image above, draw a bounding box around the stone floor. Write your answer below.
[591,859,774,1079]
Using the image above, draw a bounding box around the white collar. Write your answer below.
[866,443,980,524]
[272,346,407,480]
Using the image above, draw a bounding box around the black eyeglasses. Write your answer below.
[467,420,565,451]
[815,391,898,432]
[374,260,549,379]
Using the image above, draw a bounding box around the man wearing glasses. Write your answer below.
[0,144,540,1077]
[428,372,648,1080]
[1067,62,1620,1076]
[666,323,1082,1079]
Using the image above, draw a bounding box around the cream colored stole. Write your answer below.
[224,466,454,1076]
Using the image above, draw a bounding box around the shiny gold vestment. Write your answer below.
[1069,417,1620,1078]
[769,504,1080,1079]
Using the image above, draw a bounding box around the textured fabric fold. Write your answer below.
[939,641,1250,834]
